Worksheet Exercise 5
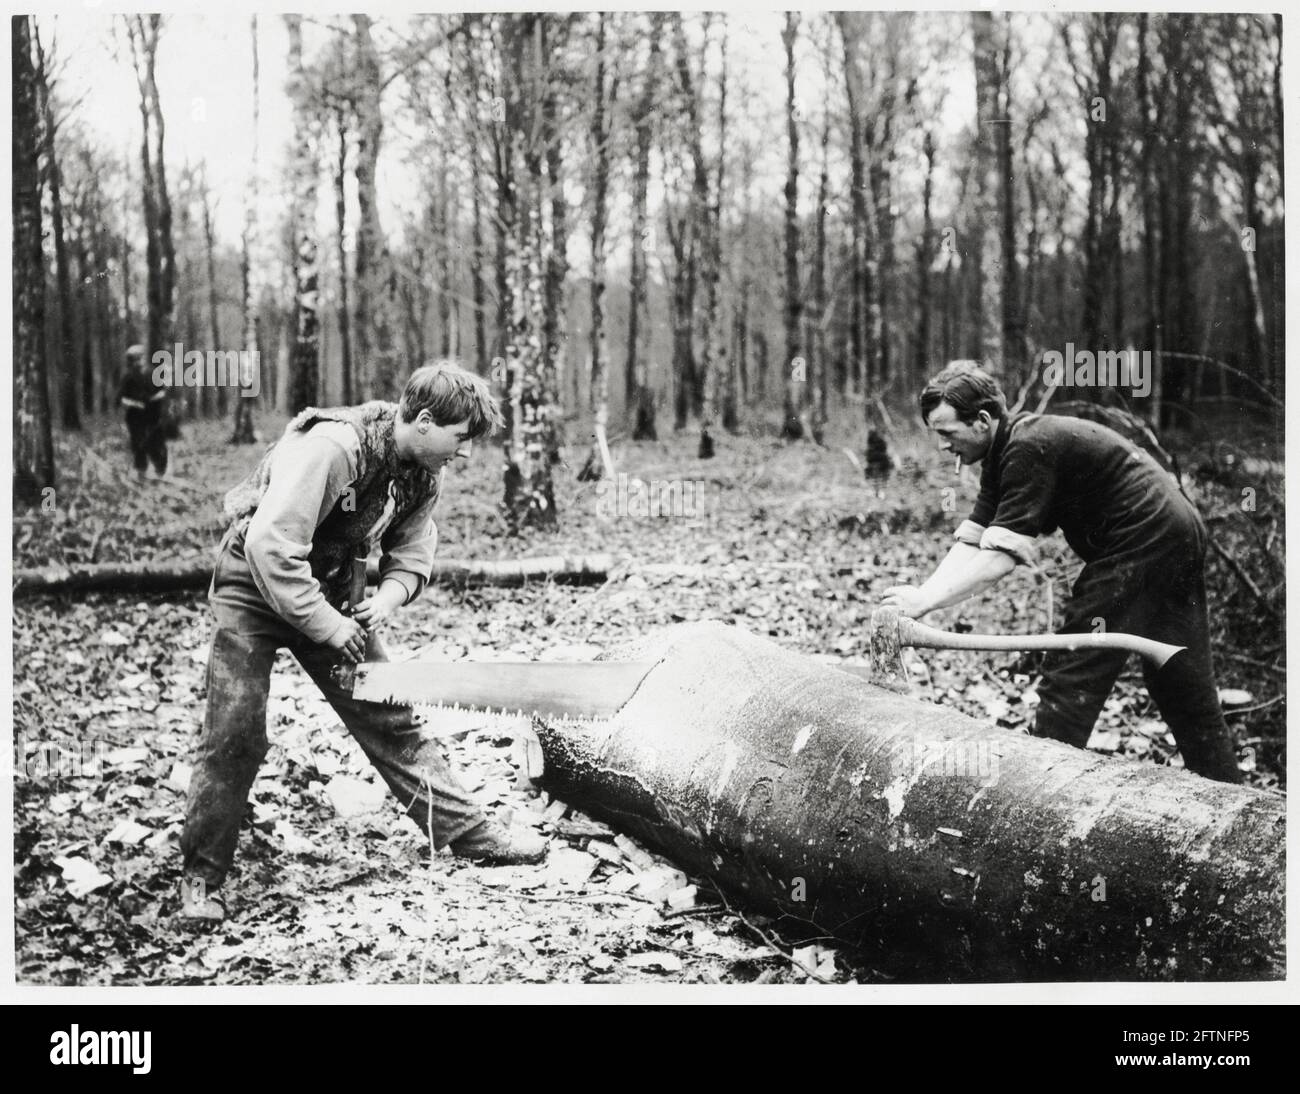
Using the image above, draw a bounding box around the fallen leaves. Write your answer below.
[53,856,114,898]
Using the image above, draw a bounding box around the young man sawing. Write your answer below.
[179,361,547,922]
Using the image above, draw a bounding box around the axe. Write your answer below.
[866,605,1185,692]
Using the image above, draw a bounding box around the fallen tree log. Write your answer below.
[12,553,614,598]
[534,622,1284,981]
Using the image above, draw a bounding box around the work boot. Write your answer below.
[177,875,225,926]
[449,820,548,866]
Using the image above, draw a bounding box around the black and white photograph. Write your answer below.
[5,2,1290,1007]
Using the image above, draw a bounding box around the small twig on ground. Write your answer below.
[1207,539,1280,618]
[712,888,834,985]
[1220,651,1286,678]
[662,904,727,920]
[1223,694,1285,717]
[459,874,655,907]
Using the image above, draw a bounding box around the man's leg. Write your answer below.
[1032,557,1141,748]
[291,630,486,850]
[1032,647,1129,747]
[148,425,169,477]
[1139,566,1241,784]
[180,605,280,893]
[126,415,149,476]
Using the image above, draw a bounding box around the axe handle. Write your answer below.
[898,618,1185,668]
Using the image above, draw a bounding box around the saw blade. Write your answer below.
[351,660,657,719]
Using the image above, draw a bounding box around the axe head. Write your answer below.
[868,606,912,693]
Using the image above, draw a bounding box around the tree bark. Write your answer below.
[352,15,396,401]
[33,27,80,432]
[780,13,804,441]
[810,112,829,444]
[997,18,1026,384]
[333,106,353,404]
[536,623,1284,980]
[13,15,56,507]
[837,14,874,399]
[498,14,559,531]
[626,20,661,441]
[200,173,225,418]
[579,12,616,482]
[698,18,727,459]
[916,129,936,381]
[230,15,259,445]
[665,14,706,432]
[285,14,321,414]
[971,12,1004,376]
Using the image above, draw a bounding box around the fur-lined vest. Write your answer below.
[222,402,439,606]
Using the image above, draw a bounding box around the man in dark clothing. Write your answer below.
[118,343,169,479]
[179,361,548,923]
[882,363,1241,784]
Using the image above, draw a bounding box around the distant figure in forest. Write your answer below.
[883,362,1241,784]
[118,344,169,480]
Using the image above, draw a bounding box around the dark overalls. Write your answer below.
[970,414,1241,784]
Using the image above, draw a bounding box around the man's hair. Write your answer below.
[919,362,1007,424]
[399,360,504,438]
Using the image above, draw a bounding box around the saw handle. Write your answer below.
[330,557,370,692]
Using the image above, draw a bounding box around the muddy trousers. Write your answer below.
[180,580,485,890]
[1031,530,1241,784]
[125,408,168,475]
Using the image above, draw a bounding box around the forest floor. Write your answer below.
[11,407,1285,987]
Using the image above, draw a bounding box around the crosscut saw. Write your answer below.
[349,659,658,721]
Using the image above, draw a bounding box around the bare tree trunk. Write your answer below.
[668,13,708,430]
[285,14,320,413]
[126,17,161,365]
[149,18,177,370]
[176,168,199,420]
[838,14,868,401]
[201,172,225,418]
[626,20,661,441]
[353,15,397,400]
[698,18,727,459]
[499,13,559,531]
[971,11,1004,375]
[333,107,353,404]
[230,14,259,445]
[33,26,79,431]
[579,11,616,482]
[780,13,804,441]
[13,15,56,506]
[467,93,488,375]
[541,18,569,438]
[436,155,452,358]
[916,129,936,381]
[810,106,831,445]
[997,18,1025,383]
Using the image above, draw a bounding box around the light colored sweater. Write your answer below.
[242,420,440,644]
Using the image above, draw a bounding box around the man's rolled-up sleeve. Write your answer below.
[378,485,441,605]
[244,433,358,643]
[980,442,1055,567]
[954,519,986,546]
